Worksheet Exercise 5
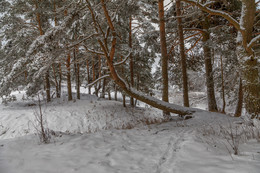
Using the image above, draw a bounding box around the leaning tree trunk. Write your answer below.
[97,0,198,116]
[201,18,218,112]
[176,0,190,107]
[158,0,170,117]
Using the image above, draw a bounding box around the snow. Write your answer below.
[0,89,260,173]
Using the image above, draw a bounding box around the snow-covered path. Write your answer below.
[1,117,260,173]
[0,122,189,173]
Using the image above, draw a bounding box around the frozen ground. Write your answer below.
[0,89,260,173]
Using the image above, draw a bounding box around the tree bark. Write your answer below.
[58,63,62,97]
[220,55,226,113]
[237,1,259,117]
[86,60,91,94]
[129,16,134,107]
[201,19,218,112]
[158,0,170,117]
[45,70,51,102]
[35,0,51,102]
[52,64,60,98]
[114,85,118,101]
[74,49,80,100]
[176,0,189,107]
[66,53,72,101]
[234,78,243,117]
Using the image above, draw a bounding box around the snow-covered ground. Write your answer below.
[0,89,260,173]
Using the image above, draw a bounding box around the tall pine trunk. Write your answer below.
[176,0,189,107]
[129,16,134,107]
[237,0,259,117]
[35,0,51,102]
[220,55,226,113]
[158,0,170,117]
[201,19,218,112]
[73,49,80,100]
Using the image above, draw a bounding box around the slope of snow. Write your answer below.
[0,90,260,173]
[0,90,163,140]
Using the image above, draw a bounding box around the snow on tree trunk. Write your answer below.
[237,0,259,117]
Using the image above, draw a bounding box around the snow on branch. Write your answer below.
[85,74,110,88]
[67,33,99,49]
[102,50,132,70]
[83,45,105,56]
[248,35,260,51]
[182,0,242,32]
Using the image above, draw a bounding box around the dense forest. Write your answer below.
[0,0,259,117]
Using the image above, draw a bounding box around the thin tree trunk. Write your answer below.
[220,55,226,113]
[108,90,111,100]
[114,85,118,101]
[121,56,126,107]
[86,60,91,94]
[176,0,189,107]
[92,57,98,96]
[158,0,170,117]
[234,78,243,117]
[52,64,60,98]
[101,78,106,98]
[123,94,126,107]
[66,53,72,101]
[135,72,140,107]
[129,15,134,107]
[73,49,80,99]
[45,70,51,102]
[58,63,62,97]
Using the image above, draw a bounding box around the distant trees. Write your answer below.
[0,0,259,117]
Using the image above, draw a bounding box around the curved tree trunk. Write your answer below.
[97,0,199,116]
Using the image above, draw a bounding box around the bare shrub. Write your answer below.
[34,95,51,144]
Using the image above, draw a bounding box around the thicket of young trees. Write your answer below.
[0,0,259,118]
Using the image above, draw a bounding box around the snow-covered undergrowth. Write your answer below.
[0,90,163,140]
